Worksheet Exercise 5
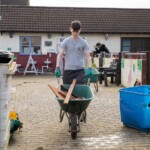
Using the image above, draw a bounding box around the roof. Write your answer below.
[0,6,150,33]
[0,0,29,6]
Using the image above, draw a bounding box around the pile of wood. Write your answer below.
[48,79,84,104]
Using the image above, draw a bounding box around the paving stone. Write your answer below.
[7,75,150,150]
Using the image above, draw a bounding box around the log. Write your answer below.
[48,81,84,101]
[58,91,67,97]
[61,85,79,98]
[61,85,84,100]
[64,79,77,104]
[48,84,65,99]
[48,84,75,100]
[58,91,76,99]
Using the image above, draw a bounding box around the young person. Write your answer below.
[55,20,93,84]
[94,43,110,57]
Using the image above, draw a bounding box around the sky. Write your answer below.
[30,0,150,8]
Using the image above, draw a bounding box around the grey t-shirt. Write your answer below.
[60,36,90,70]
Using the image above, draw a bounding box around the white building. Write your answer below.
[0,1,150,69]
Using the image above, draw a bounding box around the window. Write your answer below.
[20,36,41,54]
[121,38,150,52]
[122,39,131,51]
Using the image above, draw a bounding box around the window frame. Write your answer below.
[20,36,42,55]
[121,37,150,52]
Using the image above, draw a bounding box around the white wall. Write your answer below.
[0,32,150,53]
[81,34,121,53]
[0,33,20,52]
[0,32,66,53]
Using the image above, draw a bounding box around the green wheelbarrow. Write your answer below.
[84,68,100,92]
[56,84,94,139]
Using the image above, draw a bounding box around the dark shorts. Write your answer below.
[63,69,85,84]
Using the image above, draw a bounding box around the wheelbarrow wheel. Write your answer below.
[70,113,77,139]
[71,132,77,139]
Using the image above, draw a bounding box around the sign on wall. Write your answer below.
[45,41,52,47]
[121,59,142,87]
[121,59,124,68]
[137,59,142,71]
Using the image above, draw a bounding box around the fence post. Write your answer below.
[146,52,150,84]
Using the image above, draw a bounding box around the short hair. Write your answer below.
[71,20,81,31]
[96,43,101,46]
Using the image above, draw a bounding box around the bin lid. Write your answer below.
[0,49,14,58]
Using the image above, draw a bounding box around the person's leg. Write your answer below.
[63,69,85,84]
[63,70,74,84]
[75,69,85,84]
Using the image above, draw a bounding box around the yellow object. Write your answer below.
[91,57,97,68]
[92,63,97,68]
[9,111,17,120]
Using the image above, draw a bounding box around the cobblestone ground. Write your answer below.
[8,75,150,150]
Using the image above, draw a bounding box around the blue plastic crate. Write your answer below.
[119,85,150,132]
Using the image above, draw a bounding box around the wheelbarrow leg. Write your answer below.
[93,82,98,92]
[81,111,87,123]
[96,82,98,92]
[78,111,87,123]
[59,109,65,122]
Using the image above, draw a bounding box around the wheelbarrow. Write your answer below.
[84,68,100,92]
[56,84,94,139]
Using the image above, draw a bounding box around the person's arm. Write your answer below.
[84,50,92,68]
[54,48,64,77]
[56,48,64,67]
[55,39,66,77]
[83,41,93,75]
[104,45,110,53]
[83,40,92,68]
